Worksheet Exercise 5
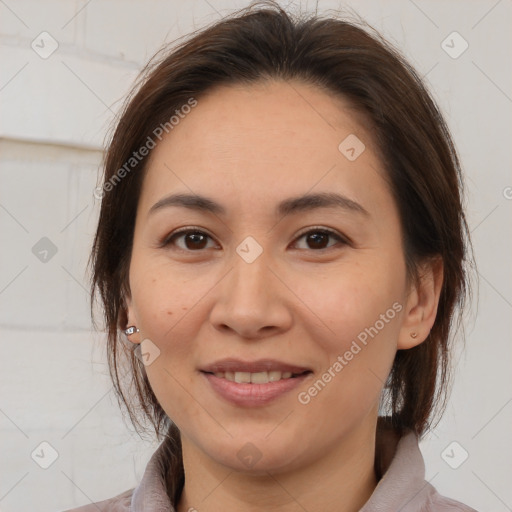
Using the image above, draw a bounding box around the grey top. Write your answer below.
[62,428,478,511]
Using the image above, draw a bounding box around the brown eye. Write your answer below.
[163,229,215,251]
[293,229,347,250]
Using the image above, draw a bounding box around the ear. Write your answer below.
[397,256,444,349]
[122,292,141,344]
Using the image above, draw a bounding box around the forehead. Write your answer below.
[138,80,389,217]
[156,79,374,154]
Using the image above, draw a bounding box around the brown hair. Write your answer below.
[89,0,472,465]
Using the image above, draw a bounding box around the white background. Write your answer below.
[0,1,510,511]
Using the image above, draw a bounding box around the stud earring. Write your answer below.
[124,326,139,336]
[410,331,418,339]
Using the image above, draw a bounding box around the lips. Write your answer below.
[212,370,295,384]
[200,359,312,407]
[200,358,311,375]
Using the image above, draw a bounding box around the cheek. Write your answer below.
[131,270,206,427]
[128,261,205,385]
[293,275,401,433]
[130,255,206,331]
[293,260,404,354]
[291,264,403,418]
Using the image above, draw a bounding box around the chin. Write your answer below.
[198,433,306,475]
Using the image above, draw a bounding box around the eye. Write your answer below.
[160,226,349,252]
[161,228,217,251]
[292,227,349,251]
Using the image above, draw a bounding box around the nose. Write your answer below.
[208,249,293,340]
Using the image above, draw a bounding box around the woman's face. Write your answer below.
[127,80,419,473]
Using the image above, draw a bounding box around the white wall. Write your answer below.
[0,1,510,511]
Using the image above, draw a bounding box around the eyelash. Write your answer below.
[160,226,350,252]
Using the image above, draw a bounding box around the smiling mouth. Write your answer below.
[202,370,311,384]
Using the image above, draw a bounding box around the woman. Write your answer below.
[66,1,476,510]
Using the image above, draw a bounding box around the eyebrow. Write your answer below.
[148,192,369,218]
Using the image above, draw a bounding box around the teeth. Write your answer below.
[268,371,282,382]
[250,371,269,384]
[234,372,251,383]
[215,370,296,383]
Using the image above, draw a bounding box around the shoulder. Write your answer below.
[60,487,134,512]
[424,482,479,512]
[369,424,479,512]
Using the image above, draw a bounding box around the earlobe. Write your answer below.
[122,296,141,344]
[397,257,444,350]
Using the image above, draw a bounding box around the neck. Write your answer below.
[176,417,378,512]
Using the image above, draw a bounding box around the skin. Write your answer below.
[125,80,443,512]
